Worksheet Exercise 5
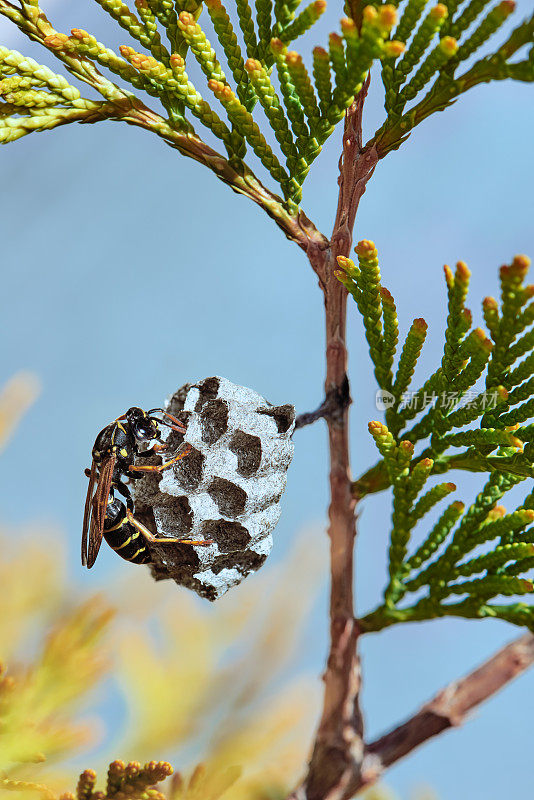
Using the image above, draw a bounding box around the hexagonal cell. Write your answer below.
[211,549,267,576]
[200,519,252,552]
[208,477,247,517]
[229,430,262,477]
[165,495,194,534]
[194,377,221,411]
[258,404,295,433]
[172,445,205,491]
[200,398,229,444]
[167,383,192,414]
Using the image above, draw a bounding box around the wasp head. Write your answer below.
[126,407,160,442]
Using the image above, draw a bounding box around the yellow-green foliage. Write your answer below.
[2,0,530,212]
[0,375,322,800]
[338,248,534,633]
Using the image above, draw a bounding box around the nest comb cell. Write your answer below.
[133,376,295,600]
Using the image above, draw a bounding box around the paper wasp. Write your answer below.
[82,406,209,568]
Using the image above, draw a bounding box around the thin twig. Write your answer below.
[288,77,379,800]
[295,379,351,430]
[360,632,534,787]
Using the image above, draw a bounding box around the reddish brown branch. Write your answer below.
[360,632,534,787]
[289,79,378,800]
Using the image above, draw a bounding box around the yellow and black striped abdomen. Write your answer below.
[103,502,151,565]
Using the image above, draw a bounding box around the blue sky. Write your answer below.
[1,2,534,798]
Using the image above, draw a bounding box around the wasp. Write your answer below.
[82,406,208,568]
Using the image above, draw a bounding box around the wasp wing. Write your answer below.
[83,453,116,569]
[82,459,98,567]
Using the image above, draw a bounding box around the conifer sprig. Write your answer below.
[375,1,533,155]
[345,244,534,633]
[271,38,315,160]
[244,56,303,180]
[336,240,398,392]
[311,45,331,116]
[58,761,174,800]
[361,462,534,632]
[236,0,259,59]
[207,77,303,203]
[347,248,534,478]
[205,0,256,110]
[0,0,415,215]
[3,0,529,221]
[278,0,326,45]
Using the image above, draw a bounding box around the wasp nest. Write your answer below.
[133,377,295,600]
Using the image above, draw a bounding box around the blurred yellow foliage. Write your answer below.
[0,375,412,800]
[109,533,325,800]
[0,375,325,800]
[0,372,40,455]
[361,787,439,800]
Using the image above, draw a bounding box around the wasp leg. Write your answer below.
[137,441,167,458]
[129,445,192,474]
[150,442,167,452]
[125,509,212,546]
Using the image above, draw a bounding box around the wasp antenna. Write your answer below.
[149,409,186,433]
[161,410,185,427]
[157,419,186,433]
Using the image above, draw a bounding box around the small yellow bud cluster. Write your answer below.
[271,37,287,56]
[44,33,76,51]
[383,41,405,59]
[355,239,378,259]
[430,3,448,20]
[208,78,233,102]
[378,5,398,33]
[439,36,458,57]
[244,57,262,77]
[178,10,196,29]
[362,6,377,24]
[329,32,343,50]
[362,4,398,34]
[340,17,357,38]
[120,46,162,77]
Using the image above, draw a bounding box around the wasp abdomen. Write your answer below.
[103,499,151,565]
